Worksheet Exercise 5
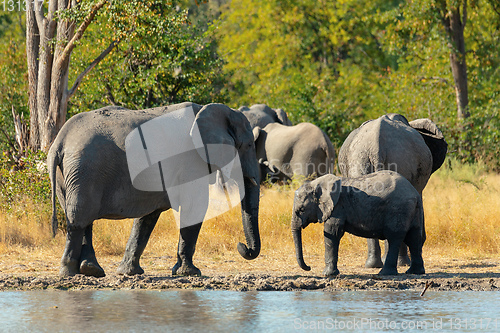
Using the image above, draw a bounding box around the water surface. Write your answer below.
[0,290,498,332]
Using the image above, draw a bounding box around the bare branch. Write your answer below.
[0,128,17,151]
[12,106,29,154]
[55,0,107,67]
[46,0,59,22]
[32,0,46,36]
[68,39,118,99]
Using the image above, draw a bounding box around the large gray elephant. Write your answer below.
[239,104,292,128]
[292,171,425,276]
[48,102,261,277]
[253,122,336,183]
[338,113,447,268]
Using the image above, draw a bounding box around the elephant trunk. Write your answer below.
[292,215,311,271]
[237,177,261,260]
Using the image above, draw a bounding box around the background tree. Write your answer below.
[26,0,112,151]
[70,2,225,111]
[217,0,499,169]
[0,12,27,154]
[26,0,222,152]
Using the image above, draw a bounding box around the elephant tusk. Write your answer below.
[248,177,258,186]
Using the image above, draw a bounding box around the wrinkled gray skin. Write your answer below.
[338,114,447,268]
[239,104,293,128]
[292,171,425,276]
[253,122,336,183]
[47,102,261,277]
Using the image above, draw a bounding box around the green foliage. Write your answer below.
[0,12,28,152]
[70,0,226,112]
[217,0,500,170]
[0,150,51,210]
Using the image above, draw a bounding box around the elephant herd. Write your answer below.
[47,102,447,278]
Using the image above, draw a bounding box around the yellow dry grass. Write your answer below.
[0,162,499,269]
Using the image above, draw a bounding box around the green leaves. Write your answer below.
[70,0,225,111]
[217,0,500,170]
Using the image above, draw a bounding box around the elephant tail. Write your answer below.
[47,146,62,237]
[418,196,426,245]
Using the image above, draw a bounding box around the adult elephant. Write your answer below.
[239,104,292,128]
[48,102,261,277]
[338,113,447,268]
[253,122,336,183]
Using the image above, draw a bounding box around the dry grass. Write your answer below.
[0,162,499,270]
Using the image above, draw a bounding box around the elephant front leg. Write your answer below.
[404,228,425,275]
[60,225,85,277]
[80,223,105,277]
[323,219,344,277]
[117,210,162,275]
[379,237,403,275]
[172,223,202,276]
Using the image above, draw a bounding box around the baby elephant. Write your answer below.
[291,171,425,276]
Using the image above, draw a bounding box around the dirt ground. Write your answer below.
[0,251,498,292]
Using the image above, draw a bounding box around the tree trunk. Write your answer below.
[448,7,469,119]
[438,0,470,119]
[26,0,40,149]
[26,0,111,152]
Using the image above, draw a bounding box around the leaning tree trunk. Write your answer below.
[26,0,111,152]
[438,0,470,120]
[448,6,469,119]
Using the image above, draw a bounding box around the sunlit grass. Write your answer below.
[0,162,498,267]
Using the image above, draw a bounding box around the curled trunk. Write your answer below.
[237,177,261,260]
[292,217,311,271]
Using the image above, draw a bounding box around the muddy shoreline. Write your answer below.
[0,255,498,292]
[0,272,499,292]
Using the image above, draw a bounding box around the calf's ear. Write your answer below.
[316,176,342,223]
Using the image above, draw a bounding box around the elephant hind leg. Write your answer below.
[80,223,105,277]
[117,210,162,275]
[404,228,425,275]
[172,222,202,276]
[60,223,85,277]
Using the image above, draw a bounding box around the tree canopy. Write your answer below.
[0,0,498,170]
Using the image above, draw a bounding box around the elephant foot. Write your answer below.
[365,257,383,268]
[59,259,80,277]
[116,262,144,276]
[172,263,201,276]
[80,260,105,278]
[398,255,411,267]
[323,267,340,277]
[378,267,398,276]
[405,266,425,275]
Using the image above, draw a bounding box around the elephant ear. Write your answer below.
[252,126,261,142]
[409,118,448,173]
[315,175,342,223]
[275,108,292,126]
[386,113,410,125]
[190,104,245,169]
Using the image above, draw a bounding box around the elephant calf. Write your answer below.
[291,171,425,276]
